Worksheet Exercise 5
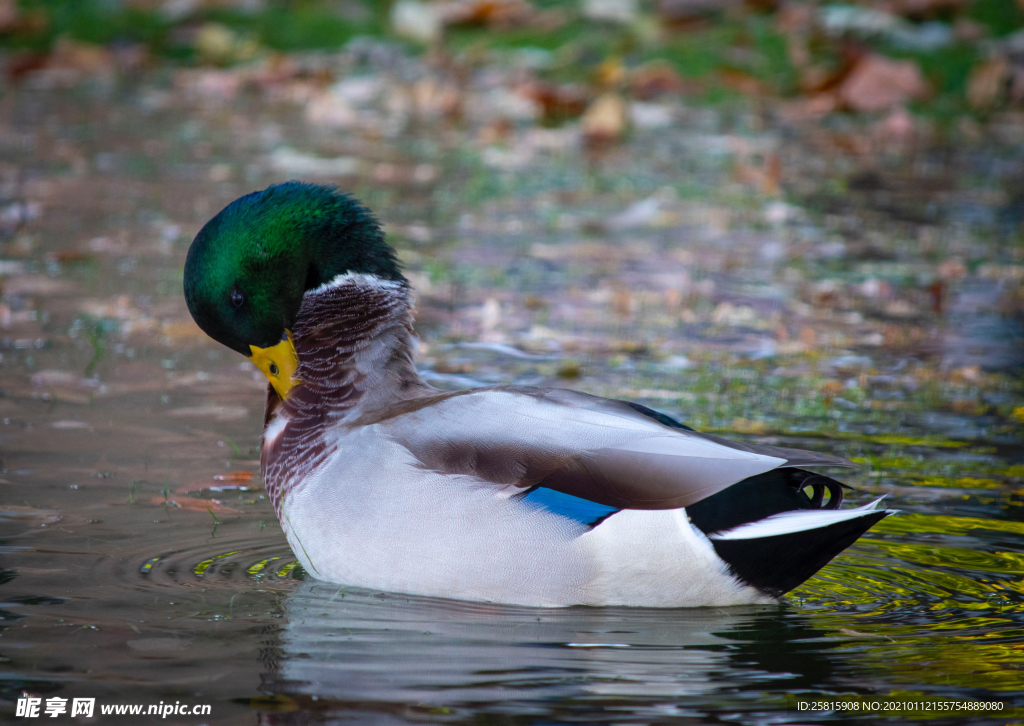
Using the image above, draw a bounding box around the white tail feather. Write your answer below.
[708,497,893,541]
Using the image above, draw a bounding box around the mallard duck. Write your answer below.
[184,182,892,607]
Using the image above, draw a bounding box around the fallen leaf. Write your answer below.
[49,38,114,74]
[391,0,442,43]
[0,0,17,31]
[938,258,967,279]
[593,56,626,88]
[733,154,781,196]
[821,380,845,397]
[718,67,771,96]
[967,56,1010,110]
[45,250,93,264]
[439,0,536,29]
[629,60,688,99]
[873,106,916,148]
[928,281,944,314]
[214,471,254,482]
[520,80,589,125]
[194,22,259,66]
[477,117,514,145]
[798,64,850,95]
[581,93,627,145]
[839,55,929,112]
[583,0,639,24]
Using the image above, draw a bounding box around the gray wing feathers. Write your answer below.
[543,388,856,470]
[382,386,803,510]
[539,445,783,509]
[685,432,856,469]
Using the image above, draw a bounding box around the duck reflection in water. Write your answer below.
[253,582,843,724]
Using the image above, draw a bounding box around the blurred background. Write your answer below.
[1,1,1023,724]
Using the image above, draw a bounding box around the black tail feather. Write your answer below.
[708,510,890,597]
[687,467,887,597]
[687,468,847,537]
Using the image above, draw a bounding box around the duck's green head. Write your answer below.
[184,182,402,398]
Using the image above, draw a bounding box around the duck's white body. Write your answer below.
[275,391,769,607]
[258,273,892,608]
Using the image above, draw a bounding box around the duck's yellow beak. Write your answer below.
[249,331,300,399]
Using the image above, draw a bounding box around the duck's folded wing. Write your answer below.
[613,399,854,469]
[531,434,785,509]
[383,386,848,510]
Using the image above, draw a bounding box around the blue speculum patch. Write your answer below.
[521,487,619,527]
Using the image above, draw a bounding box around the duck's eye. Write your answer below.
[230,289,244,308]
[268,362,279,376]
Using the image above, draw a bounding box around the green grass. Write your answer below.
[648,25,739,79]
[969,0,1024,36]
[6,1,170,51]
[4,0,384,56]
[446,21,595,54]
[202,2,382,52]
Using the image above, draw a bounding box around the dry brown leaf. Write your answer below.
[873,107,916,148]
[781,92,839,121]
[477,117,513,145]
[214,471,254,482]
[45,250,94,264]
[0,0,17,31]
[49,38,113,73]
[520,80,589,125]
[967,56,1010,110]
[733,154,782,196]
[838,55,929,112]
[6,53,49,83]
[629,61,689,99]
[718,67,771,96]
[594,56,626,89]
[581,93,627,145]
[439,0,535,29]
[938,258,967,279]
